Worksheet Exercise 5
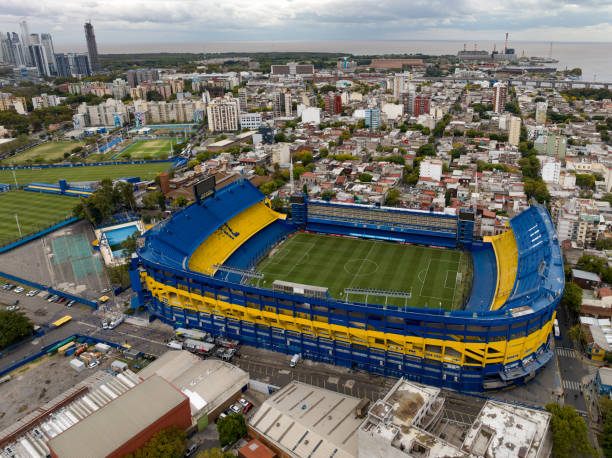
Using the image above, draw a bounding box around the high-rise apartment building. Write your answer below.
[206,95,240,132]
[55,53,91,77]
[508,116,521,146]
[40,34,57,76]
[493,82,507,114]
[238,87,248,113]
[324,92,342,115]
[535,101,548,124]
[19,20,32,66]
[84,21,100,73]
[364,108,380,130]
[413,94,430,116]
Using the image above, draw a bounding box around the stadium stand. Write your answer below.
[188,201,285,275]
[486,230,519,311]
[24,182,94,198]
[133,180,563,392]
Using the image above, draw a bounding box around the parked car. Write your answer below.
[26,290,39,297]
[185,442,198,457]
[216,412,227,422]
[230,403,242,414]
[48,295,59,302]
[67,300,75,307]
[4,284,15,291]
[44,292,53,300]
[57,297,67,304]
[238,398,253,414]
[13,286,24,294]
[1,283,10,290]
[6,305,19,311]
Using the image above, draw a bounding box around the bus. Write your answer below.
[175,327,207,341]
[51,315,72,328]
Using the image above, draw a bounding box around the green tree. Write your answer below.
[416,143,435,157]
[385,189,401,207]
[120,232,139,258]
[0,310,34,349]
[217,413,246,446]
[561,282,583,314]
[545,403,596,458]
[124,426,187,458]
[146,90,164,102]
[108,264,130,288]
[174,196,188,207]
[359,173,373,182]
[576,174,596,189]
[197,448,233,458]
[568,324,587,346]
[143,191,166,211]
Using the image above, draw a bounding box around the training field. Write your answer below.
[119,139,176,159]
[1,141,82,165]
[254,232,472,310]
[0,162,171,186]
[0,191,77,246]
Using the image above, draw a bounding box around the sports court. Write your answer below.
[254,232,472,310]
[118,139,176,159]
[52,233,102,279]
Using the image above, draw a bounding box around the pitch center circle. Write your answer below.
[344,259,379,276]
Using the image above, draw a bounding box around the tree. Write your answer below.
[385,189,401,207]
[174,196,188,207]
[108,264,130,288]
[121,232,139,258]
[197,448,233,458]
[143,191,165,210]
[359,173,373,182]
[568,324,587,347]
[217,413,246,446]
[545,403,596,458]
[561,282,583,314]
[146,90,164,102]
[124,426,187,458]
[416,143,435,157]
[0,310,34,349]
[118,181,136,211]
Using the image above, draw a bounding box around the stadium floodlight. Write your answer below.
[344,287,412,307]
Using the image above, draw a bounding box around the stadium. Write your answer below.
[130,178,564,391]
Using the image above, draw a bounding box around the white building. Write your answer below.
[508,115,521,146]
[300,106,321,125]
[240,112,262,130]
[206,95,240,132]
[32,93,61,110]
[535,101,548,124]
[419,159,443,182]
[381,103,403,121]
[541,159,561,184]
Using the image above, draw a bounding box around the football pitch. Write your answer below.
[0,162,171,186]
[254,232,472,310]
[1,141,82,165]
[0,191,77,246]
[119,139,176,159]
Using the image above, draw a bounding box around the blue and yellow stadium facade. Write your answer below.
[131,179,564,391]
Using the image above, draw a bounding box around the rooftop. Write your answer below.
[47,375,188,458]
[249,381,364,458]
[138,350,248,417]
[572,269,601,282]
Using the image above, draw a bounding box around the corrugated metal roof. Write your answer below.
[47,376,187,458]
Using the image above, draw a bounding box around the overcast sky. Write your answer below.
[1,0,611,48]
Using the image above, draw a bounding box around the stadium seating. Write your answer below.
[485,230,519,311]
[188,201,284,276]
[140,179,265,269]
[465,243,498,312]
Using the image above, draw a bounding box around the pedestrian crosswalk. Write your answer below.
[556,348,575,358]
[562,379,581,391]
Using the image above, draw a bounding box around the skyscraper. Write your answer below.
[40,33,57,76]
[493,82,508,114]
[84,21,100,73]
[19,20,33,66]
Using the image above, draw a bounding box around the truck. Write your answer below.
[175,328,208,341]
[216,337,239,348]
[167,340,183,350]
[290,354,302,368]
[183,338,215,355]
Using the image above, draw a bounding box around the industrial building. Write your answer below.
[47,375,191,458]
[138,350,249,429]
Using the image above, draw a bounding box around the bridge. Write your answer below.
[410,76,611,90]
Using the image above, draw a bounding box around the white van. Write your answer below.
[290,354,301,368]
[167,340,183,350]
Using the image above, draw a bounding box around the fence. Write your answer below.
[0,158,176,172]
[0,270,97,308]
[0,216,79,253]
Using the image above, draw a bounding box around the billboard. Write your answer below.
[193,175,216,202]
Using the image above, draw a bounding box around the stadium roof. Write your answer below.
[47,376,188,458]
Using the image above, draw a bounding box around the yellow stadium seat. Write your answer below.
[485,229,519,311]
[189,202,283,275]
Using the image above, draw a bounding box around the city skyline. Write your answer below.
[0,0,612,45]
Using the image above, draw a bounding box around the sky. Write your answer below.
[1,0,612,49]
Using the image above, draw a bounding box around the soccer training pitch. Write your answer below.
[254,232,472,310]
[1,141,82,165]
[0,162,171,186]
[119,139,177,159]
[0,191,77,246]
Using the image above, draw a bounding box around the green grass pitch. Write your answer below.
[0,162,171,186]
[1,141,82,165]
[120,139,176,159]
[0,191,78,246]
[254,232,472,310]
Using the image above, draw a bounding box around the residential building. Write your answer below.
[324,92,342,115]
[413,94,430,117]
[420,159,443,182]
[0,94,27,114]
[300,106,321,125]
[40,33,57,76]
[240,113,262,130]
[206,95,240,132]
[541,159,561,184]
[493,82,508,113]
[508,115,521,146]
[534,133,567,158]
[535,101,548,124]
[238,87,248,112]
[364,108,380,130]
[84,21,100,73]
[32,93,61,110]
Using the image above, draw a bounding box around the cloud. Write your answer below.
[0,0,610,45]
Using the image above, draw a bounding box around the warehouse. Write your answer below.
[138,350,249,429]
[47,375,191,458]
